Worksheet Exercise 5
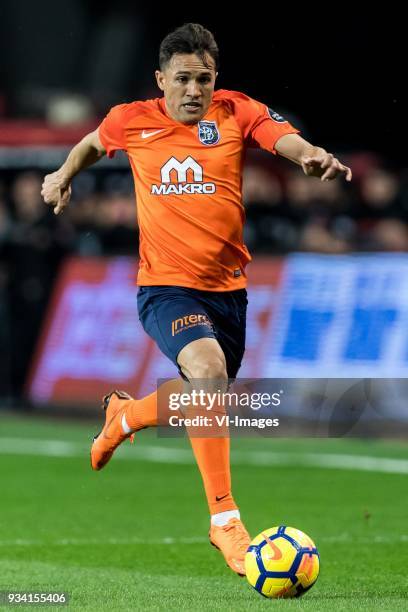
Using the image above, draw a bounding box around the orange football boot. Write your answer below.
[91,390,138,471]
[209,518,251,576]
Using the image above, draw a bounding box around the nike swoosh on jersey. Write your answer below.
[141,129,165,139]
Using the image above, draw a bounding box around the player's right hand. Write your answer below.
[41,171,72,215]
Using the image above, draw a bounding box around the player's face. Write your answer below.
[155,53,217,124]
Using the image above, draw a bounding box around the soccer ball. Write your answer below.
[245,526,320,598]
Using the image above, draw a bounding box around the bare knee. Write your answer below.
[178,338,228,383]
[189,358,227,380]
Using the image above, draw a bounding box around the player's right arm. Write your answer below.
[41,128,106,215]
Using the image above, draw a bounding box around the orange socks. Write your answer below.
[184,390,237,514]
[188,435,237,514]
[123,378,237,514]
[124,378,183,430]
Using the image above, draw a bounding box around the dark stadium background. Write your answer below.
[0,3,404,158]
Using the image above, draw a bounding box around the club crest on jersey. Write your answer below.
[268,108,287,123]
[198,121,220,145]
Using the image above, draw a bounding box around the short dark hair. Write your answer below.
[159,23,219,70]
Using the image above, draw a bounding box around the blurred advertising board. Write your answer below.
[27,254,408,408]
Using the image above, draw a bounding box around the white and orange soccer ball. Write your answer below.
[245,526,320,598]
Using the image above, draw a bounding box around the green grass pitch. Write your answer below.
[0,414,407,611]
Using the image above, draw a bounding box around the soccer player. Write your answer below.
[41,23,352,576]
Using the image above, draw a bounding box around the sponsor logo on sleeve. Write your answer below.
[268,108,287,123]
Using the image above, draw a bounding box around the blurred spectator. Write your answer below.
[2,171,75,395]
[0,197,12,243]
[93,193,138,255]
[0,198,12,399]
[358,168,401,219]
[67,194,102,255]
[287,169,355,253]
[244,166,299,253]
[243,165,283,205]
[285,172,315,210]
[354,168,405,250]
[299,223,352,253]
[369,219,408,252]
[244,163,356,254]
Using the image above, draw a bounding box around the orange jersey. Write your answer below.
[98,89,298,291]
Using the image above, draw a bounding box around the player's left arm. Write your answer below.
[275,133,352,182]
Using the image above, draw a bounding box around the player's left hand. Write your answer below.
[301,153,352,182]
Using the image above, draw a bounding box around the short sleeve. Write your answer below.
[98,104,127,158]
[234,94,299,154]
